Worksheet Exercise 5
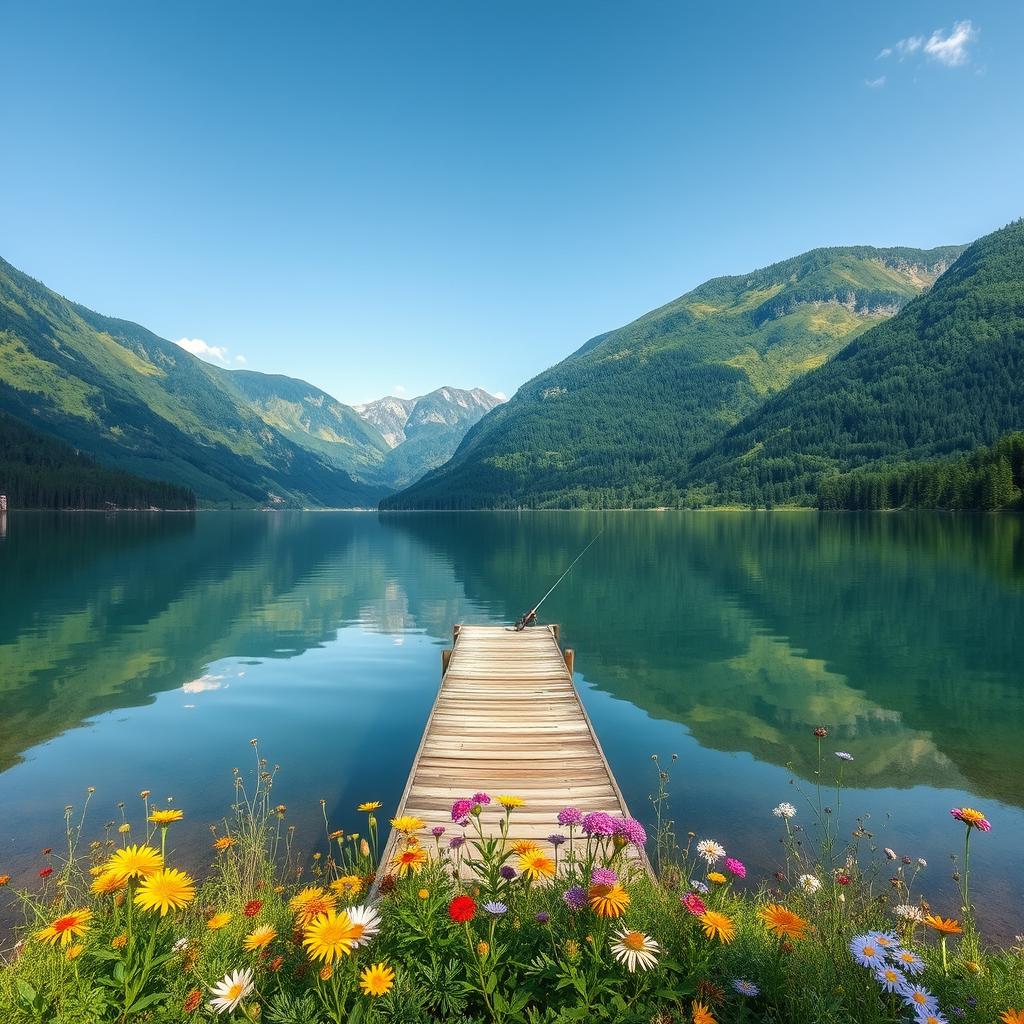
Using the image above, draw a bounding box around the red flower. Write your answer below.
[448,895,476,923]
[837,873,851,886]
[39,867,53,879]
[269,955,284,972]
[183,990,202,1013]
[813,727,828,738]
[244,899,263,917]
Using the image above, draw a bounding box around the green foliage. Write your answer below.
[0,411,194,509]
[818,431,1024,510]
[384,244,965,509]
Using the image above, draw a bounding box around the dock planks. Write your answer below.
[381,624,646,873]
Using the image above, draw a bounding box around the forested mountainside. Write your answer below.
[0,411,195,509]
[684,219,1024,507]
[383,243,964,509]
[0,255,497,505]
[817,432,1024,512]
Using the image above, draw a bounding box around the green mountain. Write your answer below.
[357,387,505,489]
[0,410,195,509]
[383,243,964,509]
[0,256,384,507]
[684,219,1024,507]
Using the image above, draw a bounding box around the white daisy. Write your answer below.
[207,968,254,1015]
[772,802,797,819]
[696,839,726,865]
[894,903,925,924]
[609,928,660,972]
[346,904,382,948]
[798,874,822,894]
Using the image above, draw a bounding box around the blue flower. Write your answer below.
[483,901,507,916]
[689,879,710,894]
[890,948,925,976]
[873,964,906,993]
[900,984,938,1016]
[731,979,759,997]
[849,934,886,968]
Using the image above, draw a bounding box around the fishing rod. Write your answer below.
[514,530,605,630]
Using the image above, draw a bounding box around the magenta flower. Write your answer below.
[557,807,583,827]
[431,826,446,838]
[612,817,648,846]
[581,811,615,836]
[451,798,473,823]
[681,891,707,916]
[590,868,617,886]
[950,808,991,832]
[449,835,465,849]
[725,857,746,879]
[471,792,491,806]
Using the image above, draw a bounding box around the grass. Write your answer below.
[0,738,1022,1023]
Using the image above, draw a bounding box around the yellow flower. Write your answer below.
[924,915,962,935]
[391,846,428,877]
[518,850,556,881]
[212,836,237,851]
[389,815,425,834]
[148,808,184,826]
[134,868,196,915]
[359,962,395,997]
[36,909,92,946]
[759,903,810,941]
[418,888,429,900]
[65,943,84,960]
[244,925,277,951]
[289,886,338,925]
[511,839,541,857]
[111,934,128,949]
[329,875,364,897]
[692,1000,717,1024]
[117,823,131,834]
[303,909,358,964]
[707,871,727,885]
[90,870,127,895]
[319,965,333,981]
[497,795,525,809]
[476,940,490,957]
[207,912,233,930]
[104,844,163,880]
[328,830,344,841]
[358,801,382,812]
[588,883,630,918]
[698,911,736,944]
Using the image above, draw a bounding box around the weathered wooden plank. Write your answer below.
[378,624,649,882]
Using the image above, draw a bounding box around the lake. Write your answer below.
[1,511,1022,938]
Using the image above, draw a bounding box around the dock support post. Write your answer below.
[453,624,461,642]
[551,623,560,642]
[564,648,575,675]
[442,649,452,676]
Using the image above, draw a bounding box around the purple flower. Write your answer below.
[548,833,566,847]
[451,799,473,823]
[535,911,550,924]
[449,835,465,850]
[581,811,615,836]
[431,826,446,838]
[725,857,746,879]
[590,868,617,886]
[612,817,647,847]
[471,792,491,806]
[690,879,710,894]
[483,901,507,915]
[500,865,517,880]
[557,807,582,827]
[562,886,587,911]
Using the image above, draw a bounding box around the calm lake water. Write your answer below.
[1,511,1022,938]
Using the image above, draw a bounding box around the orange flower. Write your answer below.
[999,1011,1024,1024]
[759,903,810,940]
[36,908,92,946]
[391,845,428,877]
[698,911,736,944]
[692,1000,717,1024]
[289,886,338,925]
[924,915,962,935]
[518,850,556,881]
[212,836,236,851]
[588,883,630,918]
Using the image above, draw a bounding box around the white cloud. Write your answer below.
[493,391,508,401]
[923,20,977,67]
[393,384,408,396]
[865,75,887,88]
[174,337,246,368]
[878,20,976,67]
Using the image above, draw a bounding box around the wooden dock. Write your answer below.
[381,624,646,873]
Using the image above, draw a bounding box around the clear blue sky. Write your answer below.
[3,2,1021,405]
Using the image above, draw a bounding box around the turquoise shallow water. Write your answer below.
[0,511,1021,938]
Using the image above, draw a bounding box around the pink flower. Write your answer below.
[451,799,472,823]
[950,808,991,832]
[681,891,707,916]
[557,807,582,827]
[725,857,746,879]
